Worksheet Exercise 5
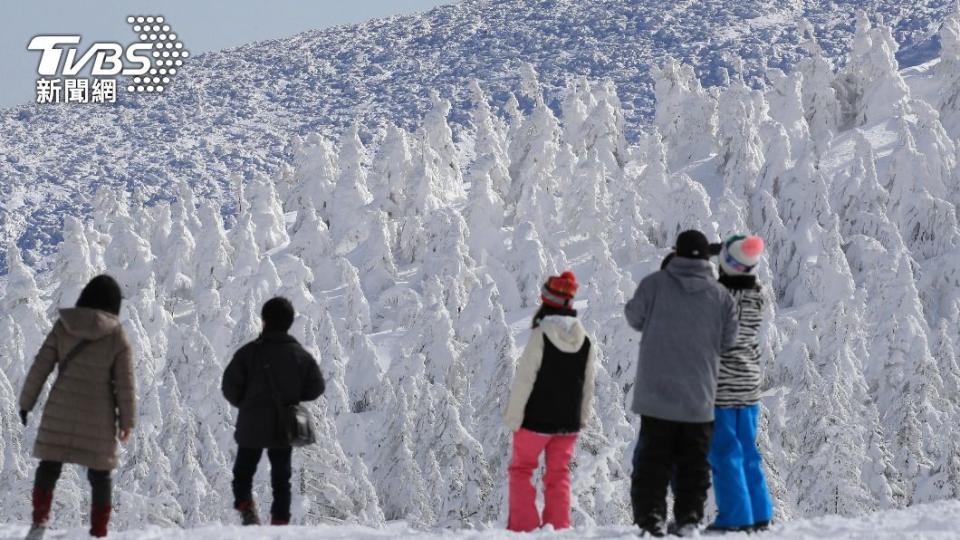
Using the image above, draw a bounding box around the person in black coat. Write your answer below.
[222,297,324,526]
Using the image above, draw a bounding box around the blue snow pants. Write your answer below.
[708,404,773,528]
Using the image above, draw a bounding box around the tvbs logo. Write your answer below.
[28,15,189,104]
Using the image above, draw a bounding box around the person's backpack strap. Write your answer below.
[256,338,316,447]
[57,339,93,377]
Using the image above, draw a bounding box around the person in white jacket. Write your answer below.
[504,271,597,532]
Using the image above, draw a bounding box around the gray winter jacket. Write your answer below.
[624,257,739,423]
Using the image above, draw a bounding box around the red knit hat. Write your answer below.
[541,271,578,309]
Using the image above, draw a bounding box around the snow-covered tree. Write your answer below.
[330,124,373,243]
[369,123,412,218]
[652,57,718,169]
[49,216,96,314]
[288,133,339,216]
[832,12,910,129]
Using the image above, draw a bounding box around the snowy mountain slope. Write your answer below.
[3,2,960,537]
[0,0,956,271]
[4,498,960,539]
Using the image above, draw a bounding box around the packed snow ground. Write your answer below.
[4,500,960,539]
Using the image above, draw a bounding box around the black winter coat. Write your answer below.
[222,332,325,448]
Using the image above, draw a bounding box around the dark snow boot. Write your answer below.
[24,524,46,540]
[705,523,750,535]
[637,517,665,537]
[270,517,290,526]
[236,500,260,526]
[89,505,111,537]
[26,487,54,539]
[751,520,771,532]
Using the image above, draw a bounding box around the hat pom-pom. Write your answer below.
[741,236,765,257]
[560,270,576,281]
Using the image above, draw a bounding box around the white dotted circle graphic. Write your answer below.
[127,15,188,94]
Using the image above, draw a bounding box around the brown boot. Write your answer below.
[236,500,260,526]
[270,516,290,526]
[89,505,111,537]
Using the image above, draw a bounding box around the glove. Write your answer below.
[19,410,28,426]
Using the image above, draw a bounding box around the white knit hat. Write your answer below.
[719,234,764,276]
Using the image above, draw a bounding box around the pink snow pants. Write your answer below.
[507,428,578,532]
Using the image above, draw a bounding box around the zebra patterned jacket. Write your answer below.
[716,274,766,408]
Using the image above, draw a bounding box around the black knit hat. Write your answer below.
[76,275,123,315]
[675,230,710,260]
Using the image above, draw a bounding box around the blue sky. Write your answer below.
[0,0,454,108]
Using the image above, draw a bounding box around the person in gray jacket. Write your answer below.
[624,230,739,537]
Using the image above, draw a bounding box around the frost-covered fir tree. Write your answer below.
[49,216,96,315]
[419,90,466,203]
[104,213,155,298]
[351,210,398,301]
[469,79,510,200]
[833,12,910,130]
[635,131,713,248]
[288,203,339,292]
[508,64,562,229]
[330,124,373,244]
[578,79,629,171]
[246,172,290,253]
[288,132,339,216]
[505,222,554,308]
[765,68,812,160]
[717,72,766,200]
[296,397,385,525]
[368,380,434,526]
[565,149,612,238]
[652,57,718,169]
[463,157,506,261]
[935,3,960,137]
[157,212,196,304]
[314,309,351,417]
[886,117,960,260]
[368,123,413,218]
[797,20,840,155]
[193,202,233,291]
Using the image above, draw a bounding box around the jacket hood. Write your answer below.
[58,307,121,340]
[539,315,588,353]
[665,257,717,293]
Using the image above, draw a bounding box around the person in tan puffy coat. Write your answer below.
[18,275,136,540]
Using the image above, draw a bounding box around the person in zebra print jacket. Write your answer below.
[706,234,775,534]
